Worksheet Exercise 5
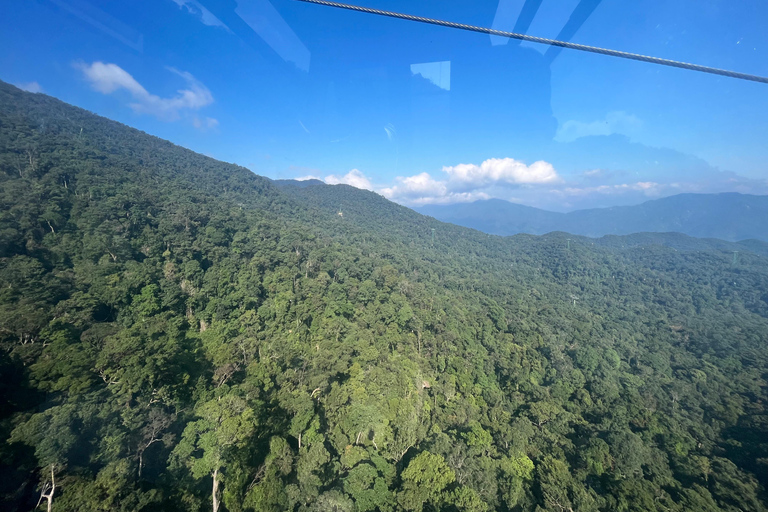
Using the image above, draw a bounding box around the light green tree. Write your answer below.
[171,393,256,512]
[397,451,455,512]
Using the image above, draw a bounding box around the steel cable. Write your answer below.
[295,0,768,84]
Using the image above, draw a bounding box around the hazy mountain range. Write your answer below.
[414,193,768,242]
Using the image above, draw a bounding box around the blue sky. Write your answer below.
[2,0,767,211]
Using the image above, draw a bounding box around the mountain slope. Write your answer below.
[276,180,768,257]
[415,198,561,236]
[2,81,768,512]
[416,193,768,241]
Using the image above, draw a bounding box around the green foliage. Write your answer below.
[1,81,768,512]
[447,486,488,512]
[175,395,254,475]
[398,451,455,511]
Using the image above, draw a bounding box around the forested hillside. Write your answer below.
[1,81,768,512]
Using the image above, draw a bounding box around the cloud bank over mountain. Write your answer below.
[297,134,768,212]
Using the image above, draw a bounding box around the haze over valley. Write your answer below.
[414,193,768,242]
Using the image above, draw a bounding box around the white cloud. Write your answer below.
[77,61,146,95]
[295,157,741,210]
[171,0,225,27]
[324,169,373,190]
[384,124,396,141]
[635,181,659,191]
[442,158,561,189]
[555,111,642,143]
[380,173,448,201]
[380,183,490,206]
[76,61,214,122]
[192,116,219,131]
[376,157,561,205]
[289,157,768,212]
[296,175,321,181]
[15,81,43,93]
[557,181,664,198]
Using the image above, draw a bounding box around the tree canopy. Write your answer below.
[1,81,767,511]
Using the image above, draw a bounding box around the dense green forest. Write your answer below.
[1,80,767,512]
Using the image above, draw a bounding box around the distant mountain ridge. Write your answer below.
[414,193,768,241]
[272,180,768,258]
